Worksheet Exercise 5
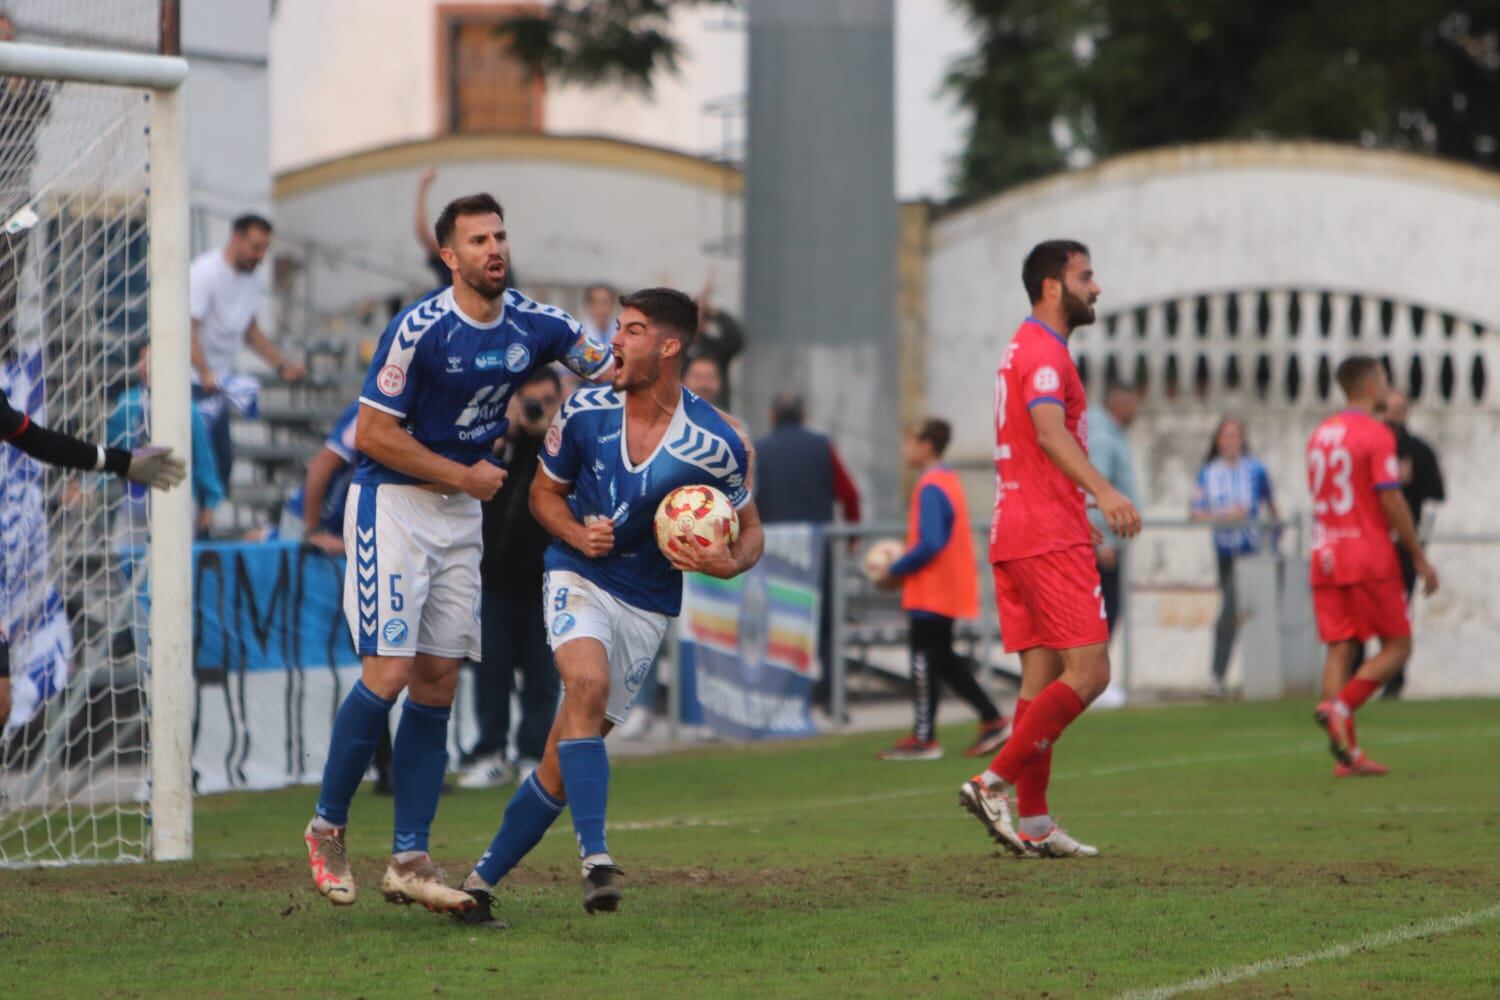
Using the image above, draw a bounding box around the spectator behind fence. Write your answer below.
[755,392,861,712]
[279,400,360,554]
[190,214,305,494]
[875,418,1007,761]
[1086,380,1141,633]
[1190,417,1280,694]
[108,344,223,541]
[459,368,565,789]
[755,393,861,526]
[685,269,744,411]
[683,355,723,407]
[412,168,453,288]
[581,283,617,344]
[1378,389,1445,699]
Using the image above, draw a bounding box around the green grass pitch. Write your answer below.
[2,699,1497,997]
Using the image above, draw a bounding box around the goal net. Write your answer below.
[0,2,191,866]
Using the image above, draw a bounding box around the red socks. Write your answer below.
[1011,698,1053,818]
[1338,677,1380,713]
[987,680,1085,786]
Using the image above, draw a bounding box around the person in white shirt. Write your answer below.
[189,214,305,493]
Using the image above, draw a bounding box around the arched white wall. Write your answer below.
[926,143,1500,696]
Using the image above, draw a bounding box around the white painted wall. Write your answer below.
[275,144,740,320]
[268,0,969,199]
[926,142,1500,697]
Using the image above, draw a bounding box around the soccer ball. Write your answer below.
[861,539,905,584]
[655,485,740,553]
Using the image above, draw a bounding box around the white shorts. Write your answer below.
[543,570,670,725]
[344,483,483,660]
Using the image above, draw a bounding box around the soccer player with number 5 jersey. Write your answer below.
[958,240,1141,858]
[1306,356,1438,777]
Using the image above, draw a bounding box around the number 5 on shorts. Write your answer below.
[390,573,404,612]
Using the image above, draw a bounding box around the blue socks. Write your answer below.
[557,737,610,859]
[316,680,394,827]
[391,699,451,855]
[475,773,566,885]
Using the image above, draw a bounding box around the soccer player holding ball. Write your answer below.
[1307,356,1438,776]
[452,287,762,924]
[958,240,1140,858]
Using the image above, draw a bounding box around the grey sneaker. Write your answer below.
[303,819,356,906]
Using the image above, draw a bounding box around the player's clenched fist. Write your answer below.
[461,459,507,501]
[578,515,615,558]
[1096,486,1140,539]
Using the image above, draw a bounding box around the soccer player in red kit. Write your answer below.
[1307,356,1438,777]
[958,240,1140,858]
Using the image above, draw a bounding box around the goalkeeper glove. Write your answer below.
[126,446,187,490]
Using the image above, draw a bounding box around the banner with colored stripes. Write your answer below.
[681,524,823,740]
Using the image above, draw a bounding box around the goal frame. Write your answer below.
[0,40,193,862]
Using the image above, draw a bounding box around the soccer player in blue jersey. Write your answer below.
[449,287,764,923]
[302,193,614,912]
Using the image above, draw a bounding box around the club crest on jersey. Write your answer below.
[383,619,409,644]
[1032,366,1060,393]
[545,424,562,456]
[377,364,405,397]
[552,612,576,637]
[505,344,531,373]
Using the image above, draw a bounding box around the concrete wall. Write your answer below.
[273,134,742,321]
[925,142,1500,697]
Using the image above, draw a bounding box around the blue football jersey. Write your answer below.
[356,285,596,487]
[540,385,751,616]
[285,400,360,534]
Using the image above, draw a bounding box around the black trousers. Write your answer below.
[1099,560,1122,635]
[909,615,1000,744]
[1349,549,1419,696]
[1211,552,1239,683]
[470,589,559,761]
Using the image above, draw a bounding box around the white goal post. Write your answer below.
[0,39,192,862]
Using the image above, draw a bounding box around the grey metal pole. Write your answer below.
[1119,544,1134,700]
[667,620,682,745]
[829,531,849,727]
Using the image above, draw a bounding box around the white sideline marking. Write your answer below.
[1115,902,1500,1000]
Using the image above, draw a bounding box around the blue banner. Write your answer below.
[680,524,824,740]
[193,542,357,673]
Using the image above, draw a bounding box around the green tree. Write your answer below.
[497,0,735,94]
[948,0,1500,200]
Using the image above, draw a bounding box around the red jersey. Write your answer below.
[1306,409,1403,586]
[989,318,1091,563]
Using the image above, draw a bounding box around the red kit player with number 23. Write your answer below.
[1307,356,1438,777]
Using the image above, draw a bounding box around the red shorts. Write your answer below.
[1312,578,1411,644]
[993,544,1109,653]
